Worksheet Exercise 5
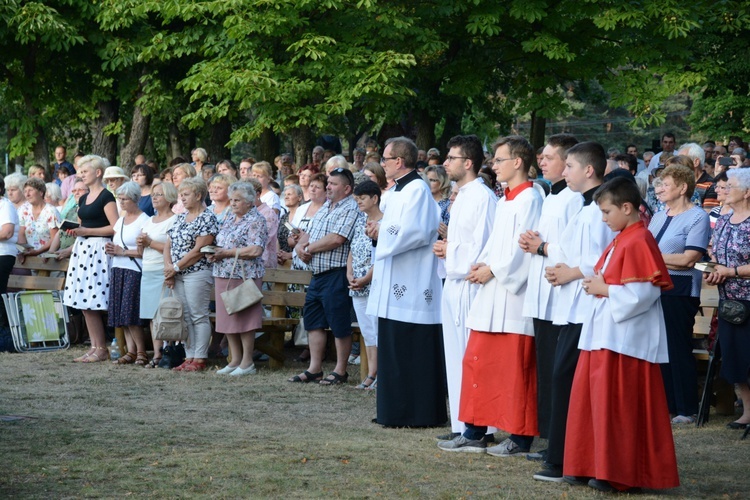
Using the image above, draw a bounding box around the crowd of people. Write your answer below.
[1,131,749,494]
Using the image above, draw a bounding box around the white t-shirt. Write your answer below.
[260,190,281,213]
[0,198,19,257]
[141,214,177,272]
[112,213,149,271]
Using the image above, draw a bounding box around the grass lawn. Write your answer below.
[1,347,749,498]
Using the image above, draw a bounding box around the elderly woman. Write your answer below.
[277,184,304,266]
[347,180,382,389]
[17,177,61,260]
[5,173,28,210]
[0,175,19,327]
[103,166,129,195]
[209,182,268,376]
[171,163,197,215]
[324,155,349,175]
[63,155,119,363]
[105,182,149,365]
[45,182,64,208]
[136,181,177,367]
[424,165,451,225]
[192,147,208,172]
[208,174,236,224]
[709,171,731,228]
[705,168,750,429]
[131,164,155,216]
[164,177,218,372]
[648,163,711,424]
[251,161,281,215]
[49,179,88,258]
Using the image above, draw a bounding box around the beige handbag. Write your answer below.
[220,249,263,315]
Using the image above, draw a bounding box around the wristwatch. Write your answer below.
[173,263,180,273]
[536,242,546,256]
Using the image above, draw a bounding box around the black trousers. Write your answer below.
[0,255,16,327]
[660,295,700,416]
[533,318,562,439]
[546,323,582,466]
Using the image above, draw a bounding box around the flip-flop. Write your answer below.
[288,370,323,383]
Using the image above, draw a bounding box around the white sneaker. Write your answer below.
[229,364,257,376]
[216,365,238,375]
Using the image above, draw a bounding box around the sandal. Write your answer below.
[173,359,194,372]
[145,358,162,369]
[355,375,377,390]
[319,371,349,386]
[73,350,93,363]
[181,360,207,372]
[115,352,136,365]
[288,370,324,383]
[82,347,110,363]
[135,352,149,366]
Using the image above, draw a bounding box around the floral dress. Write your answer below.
[213,208,268,280]
[17,202,61,250]
[713,214,750,301]
[349,212,373,298]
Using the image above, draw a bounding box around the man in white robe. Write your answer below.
[519,134,581,452]
[367,136,446,427]
[433,135,497,439]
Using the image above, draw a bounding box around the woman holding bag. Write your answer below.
[208,182,268,376]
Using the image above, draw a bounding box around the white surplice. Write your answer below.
[368,172,442,324]
[441,178,497,432]
[522,187,583,320]
[466,185,544,335]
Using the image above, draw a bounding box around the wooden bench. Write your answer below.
[8,256,68,291]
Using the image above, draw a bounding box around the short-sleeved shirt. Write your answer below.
[112,213,149,271]
[141,215,176,272]
[18,202,61,250]
[713,215,750,301]
[0,197,19,257]
[349,212,373,297]
[649,206,710,297]
[167,208,219,274]
[307,196,359,275]
[78,189,116,229]
[261,190,281,213]
[213,208,267,280]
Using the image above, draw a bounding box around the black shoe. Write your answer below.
[727,421,749,430]
[533,463,564,483]
[588,479,617,493]
[436,432,460,441]
[563,476,590,487]
[526,448,548,461]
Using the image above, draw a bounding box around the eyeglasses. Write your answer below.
[152,192,164,197]
[445,155,467,162]
[492,157,515,165]
[427,178,440,183]
[380,156,400,164]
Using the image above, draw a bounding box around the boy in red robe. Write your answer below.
[564,176,679,492]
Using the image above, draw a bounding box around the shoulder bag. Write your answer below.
[221,248,263,315]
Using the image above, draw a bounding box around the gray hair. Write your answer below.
[727,168,750,191]
[325,155,349,172]
[193,147,208,162]
[677,142,705,167]
[283,183,304,199]
[116,181,142,204]
[178,177,208,199]
[732,147,747,161]
[227,181,256,204]
[5,173,27,191]
[45,182,63,204]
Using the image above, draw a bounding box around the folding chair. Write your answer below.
[2,290,70,352]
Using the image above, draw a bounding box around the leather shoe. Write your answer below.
[727,421,749,430]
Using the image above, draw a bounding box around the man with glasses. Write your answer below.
[433,135,497,442]
[367,136,447,427]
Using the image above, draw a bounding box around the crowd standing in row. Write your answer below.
[1,132,749,494]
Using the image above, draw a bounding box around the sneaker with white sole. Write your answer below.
[486,438,528,457]
[533,463,564,483]
[437,435,487,453]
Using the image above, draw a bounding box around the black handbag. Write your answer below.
[718,300,750,325]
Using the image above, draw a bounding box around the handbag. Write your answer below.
[153,285,188,341]
[718,299,750,325]
[220,249,263,315]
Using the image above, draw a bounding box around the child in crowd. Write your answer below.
[564,176,679,493]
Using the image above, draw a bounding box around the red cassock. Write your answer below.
[458,331,538,436]
[564,222,679,491]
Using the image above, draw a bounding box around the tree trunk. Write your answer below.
[90,98,119,165]
[257,127,280,164]
[436,114,461,155]
[290,125,314,168]
[377,122,409,146]
[529,111,546,153]
[415,112,436,151]
[205,116,232,164]
[33,125,50,170]
[120,101,151,171]
[168,122,183,163]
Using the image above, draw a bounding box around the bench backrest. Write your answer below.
[8,257,69,291]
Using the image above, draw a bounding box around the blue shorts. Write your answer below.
[304,267,352,338]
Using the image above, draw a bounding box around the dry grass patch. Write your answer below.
[1,347,749,498]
